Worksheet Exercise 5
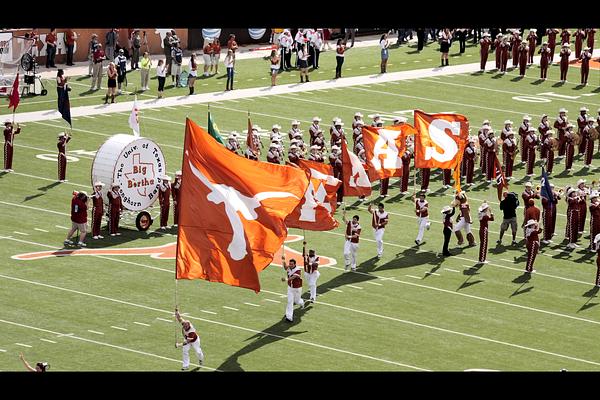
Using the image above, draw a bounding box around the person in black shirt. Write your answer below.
[442,205,455,256]
[497,191,520,245]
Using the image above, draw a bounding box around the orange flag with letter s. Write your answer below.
[176,118,309,293]
[362,124,416,180]
[341,139,372,197]
[285,159,341,231]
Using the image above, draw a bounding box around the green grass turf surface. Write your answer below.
[1,54,600,371]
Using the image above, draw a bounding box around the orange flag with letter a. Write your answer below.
[285,159,341,231]
[176,118,309,293]
[341,139,372,197]
[362,124,417,180]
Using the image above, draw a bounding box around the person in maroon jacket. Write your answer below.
[518,115,531,164]
[107,183,123,236]
[171,171,182,227]
[524,127,538,177]
[574,28,586,59]
[560,28,571,45]
[538,42,551,80]
[330,145,343,205]
[462,138,476,186]
[583,117,596,167]
[502,131,516,180]
[522,182,540,233]
[526,29,537,64]
[420,167,430,192]
[559,43,571,82]
[400,147,412,194]
[57,132,71,182]
[554,108,569,158]
[479,32,491,71]
[524,198,541,225]
[342,211,361,272]
[91,181,105,239]
[3,121,20,172]
[64,191,88,247]
[484,130,496,183]
[546,28,559,62]
[499,36,509,74]
[511,31,522,68]
[477,202,494,263]
[281,257,305,322]
[541,131,555,174]
[158,175,171,230]
[524,219,541,273]
[589,194,600,251]
[586,28,596,52]
[566,187,581,249]
[302,241,320,303]
[577,106,589,155]
[564,124,576,172]
[594,234,600,286]
[541,183,560,244]
[518,42,528,76]
[538,114,551,161]
[494,33,503,70]
[580,47,592,86]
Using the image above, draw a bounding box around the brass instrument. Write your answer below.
[591,128,600,141]
[550,137,559,151]
[574,132,582,146]
[558,188,564,195]
[535,184,541,193]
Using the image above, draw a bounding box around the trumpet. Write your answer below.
[558,188,564,195]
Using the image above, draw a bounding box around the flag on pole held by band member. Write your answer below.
[128,96,140,136]
[413,110,469,191]
[540,167,554,204]
[8,73,20,111]
[208,110,224,144]
[285,159,341,231]
[493,154,509,201]
[246,115,257,154]
[341,139,372,197]
[176,118,309,293]
[361,124,416,180]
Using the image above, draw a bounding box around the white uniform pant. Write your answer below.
[304,271,320,301]
[286,286,304,320]
[182,339,204,368]
[344,240,359,270]
[416,217,429,241]
[374,228,385,256]
[454,218,472,234]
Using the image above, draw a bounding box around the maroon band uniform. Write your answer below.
[564,129,575,171]
[546,28,559,61]
[596,247,600,286]
[3,124,20,171]
[107,188,123,235]
[442,169,451,187]
[518,121,530,163]
[478,129,488,172]
[484,136,496,181]
[586,28,596,52]
[525,223,541,272]
[171,176,181,226]
[525,130,538,175]
[578,186,588,233]
[583,124,594,166]
[57,134,71,181]
[541,135,555,174]
[502,136,516,178]
[401,150,411,192]
[518,44,528,76]
[574,29,586,58]
[559,46,571,81]
[462,143,475,185]
[527,31,537,64]
[590,200,600,249]
[159,182,171,228]
[478,213,494,263]
[541,192,559,241]
[566,194,580,244]
[539,45,551,79]
[580,49,592,85]
[420,168,430,191]
[480,36,491,70]
[553,113,568,157]
[91,189,104,237]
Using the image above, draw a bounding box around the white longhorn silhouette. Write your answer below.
[188,160,299,260]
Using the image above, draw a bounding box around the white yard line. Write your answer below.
[87,330,105,335]
[40,338,57,343]
[133,322,150,327]
[0,349,6,352]
[55,224,70,229]
[200,310,217,315]
[15,343,32,348]
[444,268,460,273]
[156,317,173,323]
[13,231,29,236]
[110,326,128,331]
[366,281,383,286]
[424,272,441,276]
[263,299,281,304]
[243,302,261,307]
[406,275,422,279]
[347,285,363,290]
[222,306,239,311]
[34,228,49,233]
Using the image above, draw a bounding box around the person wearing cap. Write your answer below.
[210,38,221,76]
[288,120,301,141]
[287,145,300,165]
[566,187,581,249]
[352,112,364,131]
[368,202,389,259]
[414,191,430,246]
[521,182,540,231]
[342,211,361,272]
[278,30,293,71]
[541,130,556,174]
[564,124,576,172]
[130,29,141,70]
[502,130,517,180]
[171,42,184,88]
[88,34,100,77]
[500,120,513,141]
[517,41,529,76]
[352,119,364,145]
[115,48,128,95]
[419,166,431,193]
[526,29,537,65]
[518,115,532,165]
[574,28,586,59]
[579,46,592,86]
[538,42,551,80]
[302,240,320,303]
[577,107,590,155]
[594,233,600,285]
[538,115,551,161]
[91,181,105,239]
[370,114,381,128]
[307,145,323,163]
[589,193,600,251]
[461,137,476,186]
[560,28,571,46]
[524,219,541,273]
[559,43,571,83]
[583,117,596,167]
[313,130,326,151]
[329,145,343,205]
[510,31,522,68]
[64,190,88,247]
[454,192,477,246]
[309,117,321,145]
[141,52,155,91]
[479,32,492,72]
[330,119,344,148]
[174,308,205,369]
[553,108,569,157]
[577,179,589,234]
[158,176,171,230]
[525,127,538,177]
[477,202,494,263]
[267,143,281,164]
[226,133,240,154]
[107,183,123,236]
[546,28,559,62]
[3,120,20,172]
[586,28,596,52]
[441,205,455,257]
[483,130,497,183]
[171,171,182,227]
[478,124,490,173]
[57,132,71,182]
[541,183,560,244]
[163,31,173,76]
[524,198,541,228]
[499,35,510,74]
[493,33,503,70]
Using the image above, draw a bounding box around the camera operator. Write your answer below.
[497,191,520,246]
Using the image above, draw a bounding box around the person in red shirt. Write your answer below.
[281,257,305,322]
[158,175,171,229]
[107,182,123,236]
[227,34,238,53]
[45,28,57,68]
[594,234,600,286]
[303,241,320,303]
[171,171,182,227]
[4,120,20,172]
[210,38,221,75]
[91,181,105,239]
[64,29,77,66]
[538,42,551,80]
[580,47,592,86]
[342,211,361,271]
[525,219,541,273]
[478,202,494,263]
[64,191,88,247]
[479,32,491,72]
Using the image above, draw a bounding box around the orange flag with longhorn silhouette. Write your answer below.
[176,118,309,293]
[362,124,416,180]
[341,139,372,197]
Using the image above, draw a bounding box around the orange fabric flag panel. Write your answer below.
[413,110,469,170]
[362,124,416,180]
[341,139,372,197]
[176,118,309,292]
[285,159,341,231]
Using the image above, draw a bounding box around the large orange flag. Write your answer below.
[285,159,341,231]
[341,139,372,197]
[362,124,416,180]
[176,118,309,292]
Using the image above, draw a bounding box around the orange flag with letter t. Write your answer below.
[362,124,416,180]
[341,139,372,197]
[176,118,309,293]
[285,159,341,231]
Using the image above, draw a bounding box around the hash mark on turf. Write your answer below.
[111,326,128,331]
[156,317,172,323]
[55,225,70,230]
[359,66,366,69]
[164,106,178,111]
[424,272,441,276]
[34,228,49,233]
[15,343,32,348]
[331,289,343,293]
[244,302,261,307]
[0,349,6,352]
[444,268,460,273]
[222,306,239,311]
[133,322,150,327]
[87,330,104,335]
[13,231,29,236]
[200,310,217,315]
[366,281,382,286]
[347,285,363,289]
[406,275,421,279]
[40,338,57,343]
[263,299,281,304]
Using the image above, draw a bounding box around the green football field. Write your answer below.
[1,43,600,371]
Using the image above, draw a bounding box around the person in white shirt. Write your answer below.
[156,59,166,98]
[224,49,235,91]
[380,33,390,73]
[302,241,320,303]
[368,202,389,258]
[312,29,324,69]
[175,308,205,370]
[278,29,293,71]
[281,257,304,322]
[297,43,310,83]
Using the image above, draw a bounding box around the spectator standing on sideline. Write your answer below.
[105,28,118,61]
[416,28,426,51]
[380,33,390,73]
[279,29,293,71]
[211,38,221,75]
[297,43,309,83]
[440,28,452,66]
[64,29,77,66]
[131,29,141,70]
[156,59,166,98]
[174,308,205,370]
[269,50,280,86]
[344,28,356,47]
[202,40,212,77]
[312,29,323,69]
[140,52,152,91]
[335,39,345,79]
[56,68,67,102]
[107,183,122,236]
[163,31,172,76]
[88,34,99,76]
[64,190,88,247]
[104,62,117,104]
[171,171,182,227]
[115,49,127,94]
[171,43,183,87]
[497,191,519,245]
[224,49,235,91]
[45,28,57,68]
[19,353,48,372]
[90,43,105,91]
[188,53,197,95]
[227,34,238,53]
[456,28,467,53]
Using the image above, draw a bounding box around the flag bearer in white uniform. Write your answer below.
[281,257,304,322]
[303,241,320,303]
[368,202,389,258]
[342,211,362,271]
[175,308,205,370]
[414,191,431,246]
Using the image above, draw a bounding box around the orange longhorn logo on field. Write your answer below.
[12,234,337,267]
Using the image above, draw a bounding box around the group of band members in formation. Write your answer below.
[478,28,596,85]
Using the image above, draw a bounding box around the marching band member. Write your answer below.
[462,137,476,187]
[368,202,389,259]
[91,181,105,240]
[564,124,576,172]
[589,193,600,251]
[158,175,171,230]
[538,114,551,161]
[281,256,304,322]
[107,182,123,237]
[414,191,430,246]
[353,119,364,145]
[598,109,600,153]
[541,183,560,244]
[330,145,343,205]
[288,144,302,166]
[3,120,20,172]
[574,28,586,58]
[330,118,344,148]
[541,130,555,174]
[566,187,581,249]
[553,108,568,158]
[484,129,497,183]
[560,28,571,45]
[420,167,430,192]
[522,182,540,233]
[371,114,382,127]
[517,41,528,76]
[252,127,263,154]
[441,205,455,257]
[313,130,326,151]
[525,219,541,273]
[511,31,522,68]
[57,132,71,182]
[580,47,592,86]
[499,36,509,74]
[352,112,364,130]
[171,171,182,227]
[267,143,281,164]
[479,32,491,71]
[225,132,241,154]
[400,146,412,194]
[288,120,301,141]
[524,198,541,225]
[595,234,600,286]
[546,28,559,62]
[518,115,532,164]
[292,132,305,153]
[538,42,551,80]
[583,117,596,167]
[342,211,362,272]
[577,179,588,234]
[478,123,490,173]
[503,131,517,180]
[454,192,476,247]
[586,28,596,52]
[559,43,571,83]
[501,119,513,141]
[478,202,494,264]
[442,169,452,189]
[270,124,282,142]
[302,241,320,303]
[494,33,503,70]
[525,127,538,177]
[245,144,258,161]
[577,107,590,155]
[174,308,205,368]
[308,145,324,163]
[353,133,364,154]
[278,29,293,71]
[309,117,321,145]
[527,29,537,65]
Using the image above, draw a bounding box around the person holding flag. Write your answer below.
[342,210,361,272]
[174,308,205,370]
[57,132,71,182]
[540,168,559,244]
[3,120,21,172]
[302,241,320,304]
[414,191,430,246]
[368,202,389,259]
[281,257,304,322]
